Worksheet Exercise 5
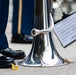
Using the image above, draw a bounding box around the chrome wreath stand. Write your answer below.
[18,0,69,67]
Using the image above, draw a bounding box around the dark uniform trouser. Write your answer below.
[0,0,9,50]
[12,0,34,35]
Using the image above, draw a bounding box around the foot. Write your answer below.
[0,53,15,68]
[0,48,25,59]
[11,34,33,44]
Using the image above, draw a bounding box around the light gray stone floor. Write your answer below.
[1,1,76,75]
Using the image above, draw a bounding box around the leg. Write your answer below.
[0,0,9,50]
[0,0,25,60]
[11,0,34,44]
[0,0,15,68]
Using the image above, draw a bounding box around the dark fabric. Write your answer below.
[12,0,34,35]
[0,0,9,50]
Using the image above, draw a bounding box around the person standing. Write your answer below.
[0,0,25,68]
[11,0,34,44]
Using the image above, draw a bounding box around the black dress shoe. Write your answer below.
[11,34,33,44]
[0,53,15,68]
[0,48,25,59]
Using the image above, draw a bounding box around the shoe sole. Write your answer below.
[11,40,32,44]
[13,54,26,60]
[0,62,15,68]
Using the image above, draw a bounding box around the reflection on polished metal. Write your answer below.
[18,0,68,67]
[31,13,54,36]
[53,0,62,8]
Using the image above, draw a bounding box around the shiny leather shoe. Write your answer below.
[0,53,15,68]
[11,34,33,44]
[0,48,25,59]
